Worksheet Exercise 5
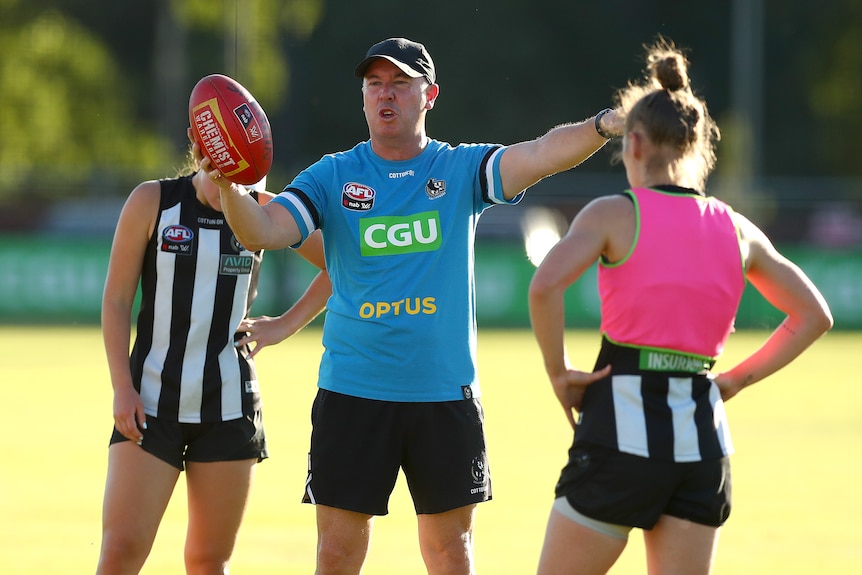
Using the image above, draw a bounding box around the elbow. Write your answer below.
[818,305,835,335]
[528,273,561,308]
[812,293,834,335]
[796,302,834,340]
[527,276,547,305]
[235,233,268,253]
[244,241,268,253]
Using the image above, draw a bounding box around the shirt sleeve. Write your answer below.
[481,146,525,206]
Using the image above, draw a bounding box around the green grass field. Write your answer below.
[1,326,860,574]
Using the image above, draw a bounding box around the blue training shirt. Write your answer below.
[272,139,522,401]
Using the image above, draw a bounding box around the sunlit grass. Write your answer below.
[0,326,859,574]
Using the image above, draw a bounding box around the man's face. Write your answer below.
[361,59,435,141]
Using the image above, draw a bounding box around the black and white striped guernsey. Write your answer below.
[575,338,733,462]
[129,175,263,423]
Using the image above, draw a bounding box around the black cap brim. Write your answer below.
[354,55,425,80]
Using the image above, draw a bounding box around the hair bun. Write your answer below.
[648,50,689,92]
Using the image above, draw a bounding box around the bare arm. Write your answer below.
[237,230,331,357]
[712,214,833,400]
[101,181,160,441]
[499,110,621,200]
[528,198,627,426]
[197,142,303,251]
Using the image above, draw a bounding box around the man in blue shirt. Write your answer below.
[202,37,621,574]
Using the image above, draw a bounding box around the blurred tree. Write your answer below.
[0,0,324,203]
[804,1,862,177]
[274,0,735,178]
[279,0,862,188]
[1,0,860,210]
[0,3,172,200]
[762,0,862,179]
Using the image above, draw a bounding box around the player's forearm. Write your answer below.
[277,270,332,338]
[219,184,279,251]
[723,313,832,391]
[539,118,610,174]
[101,302,135,392]
[528,285,570,377]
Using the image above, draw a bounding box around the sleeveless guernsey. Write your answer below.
[130,175,263,423]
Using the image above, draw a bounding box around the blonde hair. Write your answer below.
[614,37,720,189]
[175,143,199,178]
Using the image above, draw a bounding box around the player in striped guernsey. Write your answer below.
[96,150,330,574]
[529,38,833,575]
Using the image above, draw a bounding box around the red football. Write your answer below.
[189,74,273,185]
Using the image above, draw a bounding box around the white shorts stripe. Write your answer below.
[612,374,649,457]
[710,383,734,455]
[668,376,700,462]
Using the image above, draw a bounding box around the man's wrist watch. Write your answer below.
[594,108,617,139]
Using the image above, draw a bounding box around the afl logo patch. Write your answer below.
[161,225,194,255]
[342,182,375,211]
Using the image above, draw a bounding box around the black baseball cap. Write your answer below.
[354,37,436,84]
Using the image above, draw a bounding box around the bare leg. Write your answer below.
[96,442,180,574]
[536,508,627,575]
[184,459,258,575]
[643,515,719,575]
[417,504,476,575]
[315,504,374,575]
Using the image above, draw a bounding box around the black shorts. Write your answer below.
[555,443,731,529]
[109,411,268,471]
[302,389,492,515]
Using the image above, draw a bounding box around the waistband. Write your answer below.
[597,337,716,374]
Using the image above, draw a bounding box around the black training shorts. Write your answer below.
[109,411,268,471]
[556,442,731,529]
[302,389,492,515]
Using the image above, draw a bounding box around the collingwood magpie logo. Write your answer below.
[425,178,446,200]
[470,456,489,494]
[230,235,246,253]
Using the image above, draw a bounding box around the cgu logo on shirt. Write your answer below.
[359,211,442,256]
